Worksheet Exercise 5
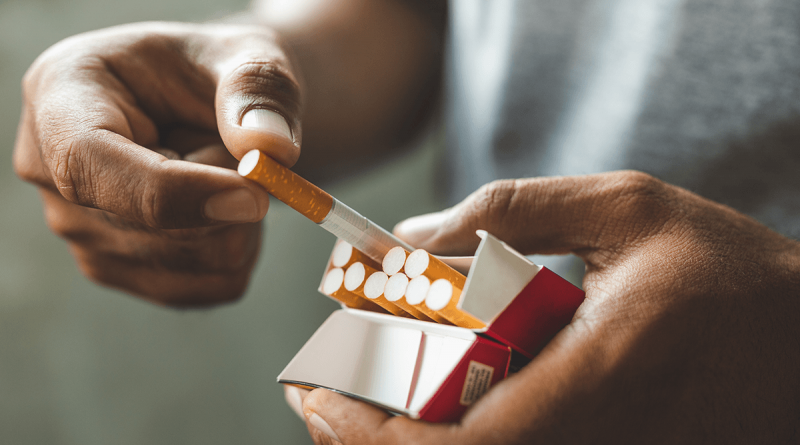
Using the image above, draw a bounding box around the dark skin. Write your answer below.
[12,1,800,442]
[296,173,800,444]
[13,1,442,305]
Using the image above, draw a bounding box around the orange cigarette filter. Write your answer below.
[238,149,332,223]
[321,268,387,313]
[331,239,381,271]
[426,279,486,329]
[382,273,435,322]
[404,249,467,290]
[239,150,414,264]
[345,263,413,318]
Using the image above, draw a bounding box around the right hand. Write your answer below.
[13,22,303,306]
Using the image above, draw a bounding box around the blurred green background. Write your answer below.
[0,0,442,443]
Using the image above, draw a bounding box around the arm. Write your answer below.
[12,2,446,305]
[254,0,447,177]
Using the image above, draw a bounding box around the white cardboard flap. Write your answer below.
[460,231,542,323]
[278,310,475,415]
[406,332,475,414]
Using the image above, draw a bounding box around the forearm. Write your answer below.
[252,0,447,177]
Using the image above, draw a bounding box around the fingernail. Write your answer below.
[240,108,293,141]
[204,188,260,222]
[284,386,305,420]
[307,413,340,443]
[393,210,449,246]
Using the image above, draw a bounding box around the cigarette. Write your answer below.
[383,273,435,322]
[405,275,431,306]
[382,246,409,276]
[404,249,467,289]
[426,279,486,329]
[364,271,389,300]
[404,275,451,324]
[344,263,413,318]
[331,239,381,270]
[238,150,413,263]
[321,267,386,313]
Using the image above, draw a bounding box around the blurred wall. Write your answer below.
[0,1,443,443]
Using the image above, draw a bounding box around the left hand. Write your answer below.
[13,22,302,305]
[289,171,800,444]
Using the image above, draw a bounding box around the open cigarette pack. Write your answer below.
[278,230,584,422]
[237,150,584,420]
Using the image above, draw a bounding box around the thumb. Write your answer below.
[394,172,674,260]
[302,388,455,445]
[208,29,303,166]
[302,388,385,444]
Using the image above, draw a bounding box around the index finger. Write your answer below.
[397,172,679,263]
[15,35,270,229]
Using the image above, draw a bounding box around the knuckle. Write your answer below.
[600,171,674,242]
[612,171,668,214]
[23,37,88,97]
[45,130,99,207]
[138,171,179,229]
[226,61,302,117]
[471,179,520,227]
[139,181,166,229]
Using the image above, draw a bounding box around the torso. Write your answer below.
[445,0,800,240]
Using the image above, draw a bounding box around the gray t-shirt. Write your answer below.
[445,0,800,246]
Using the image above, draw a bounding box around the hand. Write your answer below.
[296,171,800,444]
[13,22,303,305]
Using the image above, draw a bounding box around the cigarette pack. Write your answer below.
[278,231,585,421]
[278,309,511,422]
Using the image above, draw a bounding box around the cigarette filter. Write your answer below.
[383,273,435,322]
[282,231,586,423]
[426,279,486,329]
[345,263,412,318]
[382,246,409,276]
[405,249,467,290]
[321,268,386,313]
[395,274,451,324]
[331,239,381,270]
[238,150,413,263]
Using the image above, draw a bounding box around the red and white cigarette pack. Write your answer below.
[455,231,586,358]
[278,231,585,421]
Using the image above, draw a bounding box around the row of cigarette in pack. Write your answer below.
[320,241,486,330]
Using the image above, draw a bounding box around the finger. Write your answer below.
[205,28,302,165]
[284,385,310,420]
[72,247,257,306]
[39,186,262,305]
[393,172,676,261]
[453,322,617,444]
[13,106,57,192]
[182,144,239,170]
[17,30,271,230]
[34,101,269,228]
[41,187,262,272]
[302,388,457,445]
